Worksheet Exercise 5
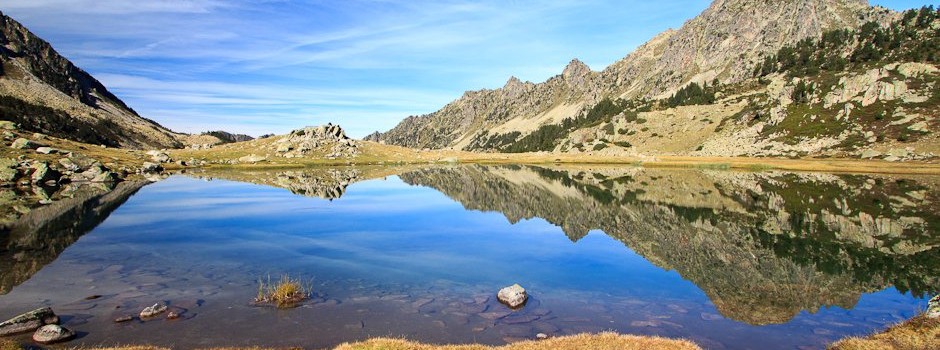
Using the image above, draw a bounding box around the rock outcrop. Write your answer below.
[272,124,359,159]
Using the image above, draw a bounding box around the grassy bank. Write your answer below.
[0,333,701,350]
[8,131,940,176]
[829,314,940,350]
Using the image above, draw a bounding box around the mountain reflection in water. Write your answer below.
[0,165,936,349]
[396,165,940,325]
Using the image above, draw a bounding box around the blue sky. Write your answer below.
[0,0,931,138]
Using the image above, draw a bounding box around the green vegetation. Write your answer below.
[0,95,121,147]
[791,80,814,104]
[755,6,940,78]
[592,143,608,151]
[664,82,717,107]
[614,141,632,148]
[505,98,641,153]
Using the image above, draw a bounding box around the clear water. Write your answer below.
[0,165,937,349]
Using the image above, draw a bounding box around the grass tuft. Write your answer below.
[255,275,311,308]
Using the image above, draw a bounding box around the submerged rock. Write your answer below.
[114,315,134,323]
[32,324,75,344]
[140,303,168,318]
[0,307,59,336]
[497,284,528,309]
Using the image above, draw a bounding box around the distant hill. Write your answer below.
[0,11,182,149]
[368,1,940,160]
[202,130,255,144]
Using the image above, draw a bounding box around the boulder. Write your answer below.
[0,307,59,336]
[928,295,940,319]
[886,148,910,158]
[30,162,60,184]
[0,158,19,182]
[140,303,168,318]
[31,324,75,344]
[151,153,171,163]
[58,158,81,172]
[11,138,40,150]
[35,147,58,154]
[0,121,17,130]
[141,162,163,173]
[238,154,267,163]
[497,284,528,309]
[860,149,881,159]
[909,121,929,133]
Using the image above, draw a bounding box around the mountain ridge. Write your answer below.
[366,0,907,155]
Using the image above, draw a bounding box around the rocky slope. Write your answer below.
[399,165,940,325]
[0,11,181,149]
[367,0,933,158]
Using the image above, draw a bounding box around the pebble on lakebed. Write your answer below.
[497,284,528,309]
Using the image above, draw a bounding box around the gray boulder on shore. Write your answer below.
[0,307,60,336]
[31,324,75,344]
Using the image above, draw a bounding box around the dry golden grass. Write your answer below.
[82,347,170,350]
[0,339,20,350]
[334,332,701,350]
[172,139,940,175]
[829,314,940,350]
[255,275,310,308]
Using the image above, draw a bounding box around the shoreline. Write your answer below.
[1,314,936,350]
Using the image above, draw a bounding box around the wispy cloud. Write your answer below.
[1,0,723,137]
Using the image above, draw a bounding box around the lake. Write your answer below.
[1,165,937,349]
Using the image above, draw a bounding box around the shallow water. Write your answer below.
[0,165,938,349]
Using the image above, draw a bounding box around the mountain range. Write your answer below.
[367,0,939,160]
[0,1,938,161]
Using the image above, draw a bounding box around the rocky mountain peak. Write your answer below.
[503,76,523,89]
[562,59,592,81]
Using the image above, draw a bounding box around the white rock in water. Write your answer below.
[497,284,528,309]
[32,324,75,344]
[140,303,167,318]
[928,295,940,319]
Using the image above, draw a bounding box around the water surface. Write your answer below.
[0,165,937,349]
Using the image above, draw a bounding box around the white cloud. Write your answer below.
[0,0,713,137]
